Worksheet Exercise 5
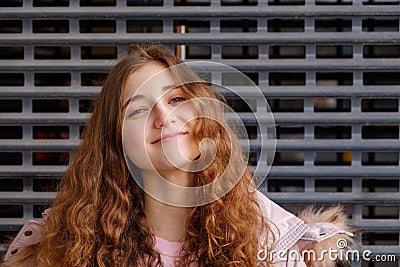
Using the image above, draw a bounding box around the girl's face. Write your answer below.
[122,62,200,174]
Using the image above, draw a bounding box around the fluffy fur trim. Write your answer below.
[297,206,356,267]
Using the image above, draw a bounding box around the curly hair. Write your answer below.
[9,43,275,266]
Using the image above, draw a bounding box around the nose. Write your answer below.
[152,102,176,128]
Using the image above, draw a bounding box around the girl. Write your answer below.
[3,43,354,267]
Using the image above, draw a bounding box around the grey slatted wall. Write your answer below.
[0,0,399,265]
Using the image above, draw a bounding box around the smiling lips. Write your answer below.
[152,131,187,144]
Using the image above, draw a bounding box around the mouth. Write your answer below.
[151,131,188,144]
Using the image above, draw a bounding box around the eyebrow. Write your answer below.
[122,85,177,110]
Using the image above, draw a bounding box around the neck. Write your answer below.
[141,169,195,206]
[141,169,194,242]
[144,193,189,242]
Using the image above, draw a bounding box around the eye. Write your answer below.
[128,108,148,118]
[169,97,186,104]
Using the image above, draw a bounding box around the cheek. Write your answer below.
[171,100,196,119]
[177,105,197,130]
[180,135,200,160]
[122,121,149,168]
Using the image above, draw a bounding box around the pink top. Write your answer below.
[4,191,352,266]
[154,237,193,267]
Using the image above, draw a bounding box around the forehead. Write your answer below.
[122,61,175,103]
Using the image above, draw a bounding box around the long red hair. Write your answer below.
[6,43,275,266]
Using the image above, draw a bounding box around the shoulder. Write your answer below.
[3,209,49,263]
[254,190,308,251]
[254,191,355,267]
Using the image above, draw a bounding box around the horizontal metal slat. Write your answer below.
[0,221,395,232]
[0,166,67,176]
[2,58,400,71]
[0,113,89,124]
[236,113,400,125]
[353,220,400,231]
[1,191,399,205]
[1,86,400,98]
[223,86,400,98]
[0,220,39,231]
[0,87,100,98]
[1,6,399,18]
[264,191,400,204]
[0,165,398,177]
[1,113,399,124]
[261,166,400,177]
[2,140,400,151]
[0,192,56,203]
[0,33,399,45]
[270,140,400,151]
[0,140,79,150]
[0,207,399,231]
